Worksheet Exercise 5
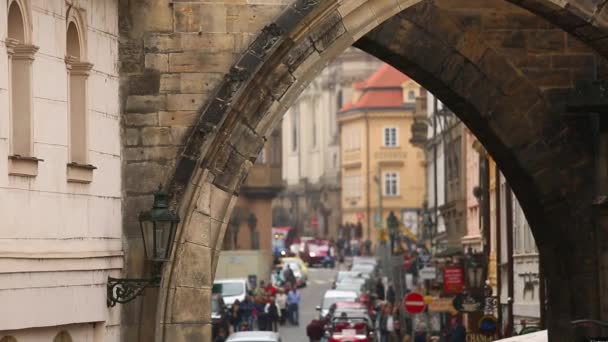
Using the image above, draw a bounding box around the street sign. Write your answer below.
[404,292,426,314]
[478,315,498,336]
[419,267,437,280]
[428,298,458,314]
[443,266,464,294]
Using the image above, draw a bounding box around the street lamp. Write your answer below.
[465,248,485,289]
[107,185,180,307]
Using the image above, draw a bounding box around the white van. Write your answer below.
[213,278,249,307]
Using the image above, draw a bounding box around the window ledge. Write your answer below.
[8,155,43,177]
[67,162,97,184]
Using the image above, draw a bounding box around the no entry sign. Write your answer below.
[404,292,426,314]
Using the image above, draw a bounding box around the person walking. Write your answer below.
[379,304,391,342]
[449,316,466,342]
[284,265,297,289]
[230,299,242,333]
[265,296,281,332]
[287,286,301,326]
[376,279,386,301]
[276,288,288,326]
[239,296,254,331]
[387,284,396,305]
[307,319,324,342]
[254,297,268,330]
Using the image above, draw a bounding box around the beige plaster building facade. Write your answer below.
[274,48,381,239]
[0,0,122,340]
[338,64,426,246]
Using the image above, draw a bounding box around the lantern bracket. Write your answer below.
[107,276,160,307]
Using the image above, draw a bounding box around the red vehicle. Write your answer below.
[301,239,333,267]
[326,316,375,342]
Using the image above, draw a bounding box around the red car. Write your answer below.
[326,316,375,342]
[301,239,333,267]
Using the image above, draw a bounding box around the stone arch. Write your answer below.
[53,331,73,342]
[125,0,608,341]
[6,0,31,44]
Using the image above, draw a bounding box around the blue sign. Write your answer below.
[478,315,498,336]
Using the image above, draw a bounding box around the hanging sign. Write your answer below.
[420,267,437,280]
[443,266,464,294]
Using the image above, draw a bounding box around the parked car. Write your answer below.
[213,278,249,307]
[302,240,334,267]
[226,331,281,342]
[317,290,359,318]
[334,282,366,296]
[326,316,375,342]
[280,261,307,287]
[280,256,309,279]
[211,294,229,338]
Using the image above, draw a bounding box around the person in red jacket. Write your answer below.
[307,319,324,342]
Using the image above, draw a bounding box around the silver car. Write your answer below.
[226,331,281,342]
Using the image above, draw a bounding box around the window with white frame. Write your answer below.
[383,127,398,147]
[408,90,416,100]
[384,172,399,196]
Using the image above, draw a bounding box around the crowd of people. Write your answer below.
[223,280,302,337]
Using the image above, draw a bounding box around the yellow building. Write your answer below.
[338,64,426,246]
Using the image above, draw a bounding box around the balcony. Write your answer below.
[241,163,284,198]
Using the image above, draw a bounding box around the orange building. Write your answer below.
[338,64,426,246]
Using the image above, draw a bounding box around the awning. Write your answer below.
[494,330,547,341]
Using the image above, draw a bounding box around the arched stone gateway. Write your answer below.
[119,0,608,341]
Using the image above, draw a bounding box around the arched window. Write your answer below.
[53,331,73,342]
[65,8,94,182]
[0,336,18,342]
[6,0,38,174]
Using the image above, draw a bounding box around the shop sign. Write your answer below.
[428,298,458,314]
[465,334,493,342]
[420,267,437,280]
[443,266,464,294]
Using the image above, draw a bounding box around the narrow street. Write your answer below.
[279,266,340,342]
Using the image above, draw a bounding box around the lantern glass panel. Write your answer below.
[140,220,155,261]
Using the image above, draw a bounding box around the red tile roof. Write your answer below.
[340,64,410,113]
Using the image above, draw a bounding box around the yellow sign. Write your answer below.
[423,296,433,304]
[427,298,458,314]
[378,229,389,242]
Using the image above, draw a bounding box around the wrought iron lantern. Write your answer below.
[465,248,485,289]
[107,185,180,307]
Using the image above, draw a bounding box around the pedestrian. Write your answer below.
[230,299,242,333]
[449,316,466,342]
[254,281,267,297]
[376,279,386,301]
[265,281,278,297]
[265,296,281,332]
[239,296,254,330]
[287,286,301,325]
[276,288,288,326]
[379,304,391,342]
[387,283,396,305]
[306,319,324,342]
[214,326,227,342]
[284,265,296,289]
[254,296,268,330]
[393,306,402,342]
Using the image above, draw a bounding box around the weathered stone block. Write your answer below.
[174,3,227,33]
[124,146,179,161]
[159,111,198,126]
[160,74,180,93]
[127,69,162,96]
[161,323,212,342]
[124,113,158,127]
[167,94,205,111]
[125,128,140,146]
[125,95,166,113]
[124,162,169,193]
[183,210,212,247]
[175,242,212,288]
[169,51,237,73]
[180,73,224,93]
[145,53,169,72]
[171,286,211,323]
[141,127,174,146]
